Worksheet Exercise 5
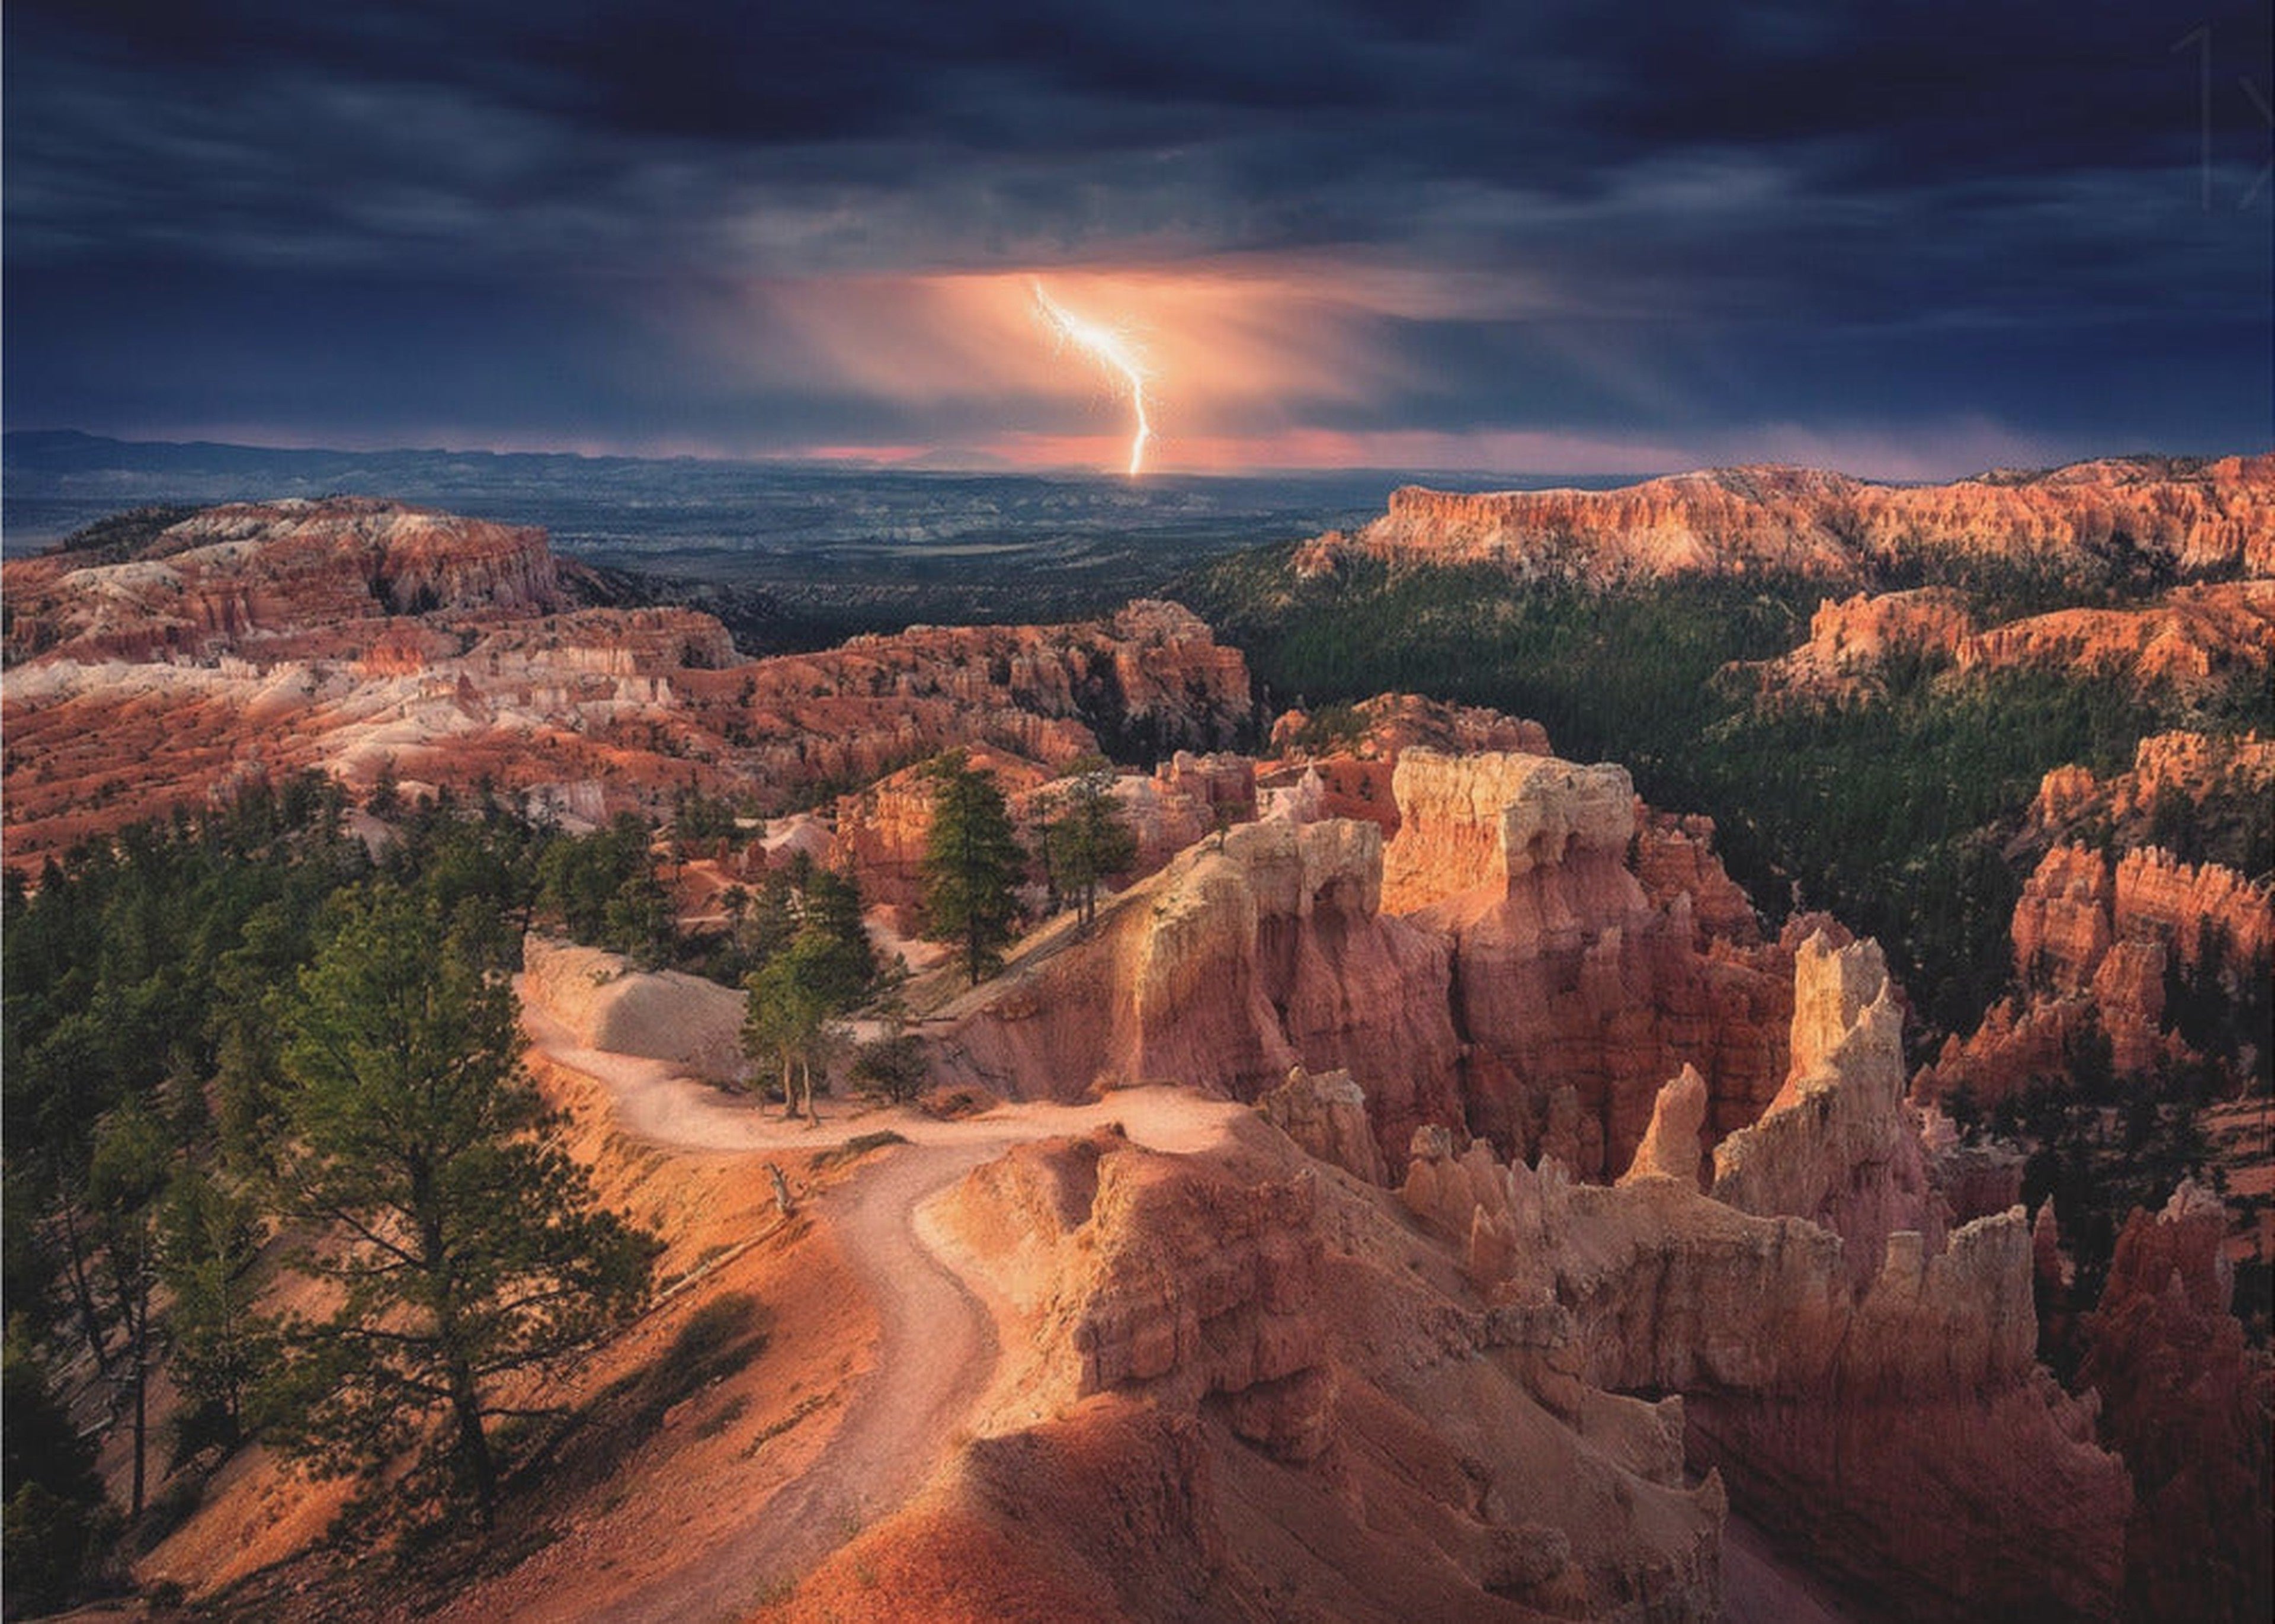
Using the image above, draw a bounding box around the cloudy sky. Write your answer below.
[5,1,2269,478]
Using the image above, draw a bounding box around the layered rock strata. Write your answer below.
[1,499,1255,870]
[1391,934,2130,1620]
[1389,749,1797,1176]
[931,746,1799,1181]
[925,819,1463,1171]
[920,1121,1727,1620]
[1745,581,2275,704]
[1296,456,2275,584]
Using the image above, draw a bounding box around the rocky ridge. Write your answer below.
[0,501,1254,870]
[1395,934,2130,1620]
[922,745,1800,1181]
[925,816,1467,1171]
[872,928,2135,1620]
[1918,841,2274,1104]
[906,1119,1728,1620]
[2,498,563,664]
[1294,455,2275,584]
[830,748,1257,918]
[1748,581,2275,704]
[1387,749,1797,1176]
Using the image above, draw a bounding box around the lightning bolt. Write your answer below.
[1031,279,1152,477]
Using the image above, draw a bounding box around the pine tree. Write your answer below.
[158,1167,277,1461]
[85,1098,169,1517]
[1036,755,1138,930]
[920,752,1024,985]
[266,885,656,1528]
[741,866,876,1120]
[3,1326,115,1616]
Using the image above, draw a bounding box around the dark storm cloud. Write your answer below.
[5,0,2268,467]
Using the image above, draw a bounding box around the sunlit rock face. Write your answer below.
[925,1121,1729,1620]
[1387,749,1796,1177]
[1384,929,2131,1621]
[1,498,565,665]
[1296,454,2275,583]
[925,817,1466,1171]
[930,744,1800,1184]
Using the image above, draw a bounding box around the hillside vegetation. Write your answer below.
[1181,549,2274,1045]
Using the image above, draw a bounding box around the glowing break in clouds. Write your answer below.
[1031,279,1152,476]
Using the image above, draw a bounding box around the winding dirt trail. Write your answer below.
[523,998,1849,1624]
[522,996,1242,1623]
[592,1136,1015,1624]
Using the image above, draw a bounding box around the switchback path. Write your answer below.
[521,995,1244,1622]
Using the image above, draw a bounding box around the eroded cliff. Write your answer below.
[1295,456,2275,585]
[1,500,1256,871]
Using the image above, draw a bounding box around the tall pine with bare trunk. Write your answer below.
[265,885,656,1529]
[1036,754,1138,930]
[921,751,1025,985]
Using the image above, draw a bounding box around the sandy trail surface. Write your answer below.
[521,995,1239,1159]
[591,1135,1014,1624]
[524,995,1242,1623]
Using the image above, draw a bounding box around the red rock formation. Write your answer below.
[1381,749,1637,912]
[1262,692,1550,836]
[828,748,1257,918]
[2,498,560,664]
[1255,1066,1388,1185]
[1400,1093,2128,1619]
[1630,808,1761,947]
[1740,587,1976,704]
[1920,1105,2028,1226]
[2027,729,2275,840]
[925,1122,1727,1619]
[1389,749,1796,1175]
[1270,691,1552,764]
[2077,1182,2274,1623]
[1711,934,1944,1286]
[829,747,1053,914]
[1921,841,2272,1104]
[1092,752,1257,877]
[2110,844,2275,970]
[1741,581,2273,712]
[1254,755,1401,833]
[926,819,1465,1171]
[1617,1065,1708,1190]
[1954,579,2275,691]
[1629,936,2126,1617]
[922,745,1805,1183]
[2,498,1256,871]
[1296,455,2275,584]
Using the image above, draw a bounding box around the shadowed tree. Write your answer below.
[1035,754,1138,930]
[741,866,876,1121]
[2,1325,115,1616]
[265,885,657,1529]
[85,1099,169,1517]
[157,1167,276,1462]
[921,751,1024,986]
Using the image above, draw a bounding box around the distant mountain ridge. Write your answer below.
[1294,455,2275,584]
